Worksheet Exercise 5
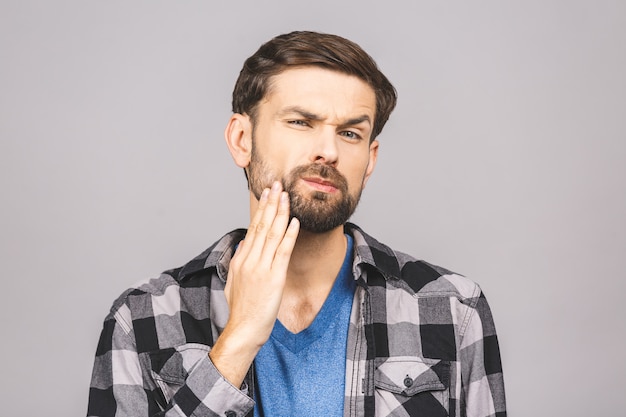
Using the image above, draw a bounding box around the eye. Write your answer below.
[288,120,310,127]
[340,131,362,141]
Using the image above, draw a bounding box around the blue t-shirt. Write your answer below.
[253,235,355,417]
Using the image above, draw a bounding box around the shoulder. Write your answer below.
[346,223,482,304]
[105,228,246,322]
[105,272,181,322]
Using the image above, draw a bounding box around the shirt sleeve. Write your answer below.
[459,290,507,417]
[87,307,255,417]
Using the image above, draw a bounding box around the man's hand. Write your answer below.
[209,181,300,387]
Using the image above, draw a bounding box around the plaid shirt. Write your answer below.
[88,223,506,417]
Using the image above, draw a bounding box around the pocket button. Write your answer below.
[403,376,413,388]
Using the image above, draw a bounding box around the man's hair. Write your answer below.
[232,31,397,141]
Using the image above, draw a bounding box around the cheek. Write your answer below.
[344,164,370,190]
[352,152,374,177]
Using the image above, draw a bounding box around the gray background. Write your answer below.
[1,1,624,415]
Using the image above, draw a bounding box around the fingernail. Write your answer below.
[261,189,269,200]
[280,191,288,203]
[271,181,281,192]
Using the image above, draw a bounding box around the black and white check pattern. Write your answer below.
[88,223,506,416]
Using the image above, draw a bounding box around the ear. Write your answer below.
[362,139,379,188]
[224,113,253,168]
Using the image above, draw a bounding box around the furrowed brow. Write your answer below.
[339,115,372,129]
[279,106,323,121]
[278,106,372,128]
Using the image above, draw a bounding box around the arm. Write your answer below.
[210,181,299,387]
[87,307,254,417]
[88,182,299,416]
[460,290,507,417]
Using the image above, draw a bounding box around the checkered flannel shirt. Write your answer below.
[88,223,506,417]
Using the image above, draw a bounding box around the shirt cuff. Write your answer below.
[170,354,255,416]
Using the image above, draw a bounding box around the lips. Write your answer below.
[285,163,348,195]
[301,176,339,193]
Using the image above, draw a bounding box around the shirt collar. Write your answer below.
[176,223,402,283]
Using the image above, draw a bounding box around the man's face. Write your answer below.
[245,67,378,233]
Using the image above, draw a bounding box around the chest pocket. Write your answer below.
[148,343,211,407]
[374,357,450,416]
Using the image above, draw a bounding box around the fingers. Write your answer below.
[246,181,283,259]
[272,217,300,272]
[239,187,270,255]
[239,181,295,267]
[260,191,291,258]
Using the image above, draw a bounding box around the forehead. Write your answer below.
[260,66,376,119]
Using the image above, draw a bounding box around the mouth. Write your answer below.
[301,177,339,193]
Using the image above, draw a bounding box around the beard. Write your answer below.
[248,144,363,233]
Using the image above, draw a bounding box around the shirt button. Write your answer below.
[404,376,413,388]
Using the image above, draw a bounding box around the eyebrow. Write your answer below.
[279,106,372,127]
[279,106,323,121]
[339,115,372,128]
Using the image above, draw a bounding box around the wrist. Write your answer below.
[209,325,264,387]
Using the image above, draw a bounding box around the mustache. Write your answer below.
[287,164,348,191]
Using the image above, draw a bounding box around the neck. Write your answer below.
[248,191,348,292]
[287,226,347,288]
[281,225,348,333]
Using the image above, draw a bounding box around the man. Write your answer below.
[88,31,506,417]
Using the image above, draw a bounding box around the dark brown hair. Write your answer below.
[232,31,397,141]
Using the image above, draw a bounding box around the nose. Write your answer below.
[311,126,338,166]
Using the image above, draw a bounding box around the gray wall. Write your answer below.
[1,1,624,415]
